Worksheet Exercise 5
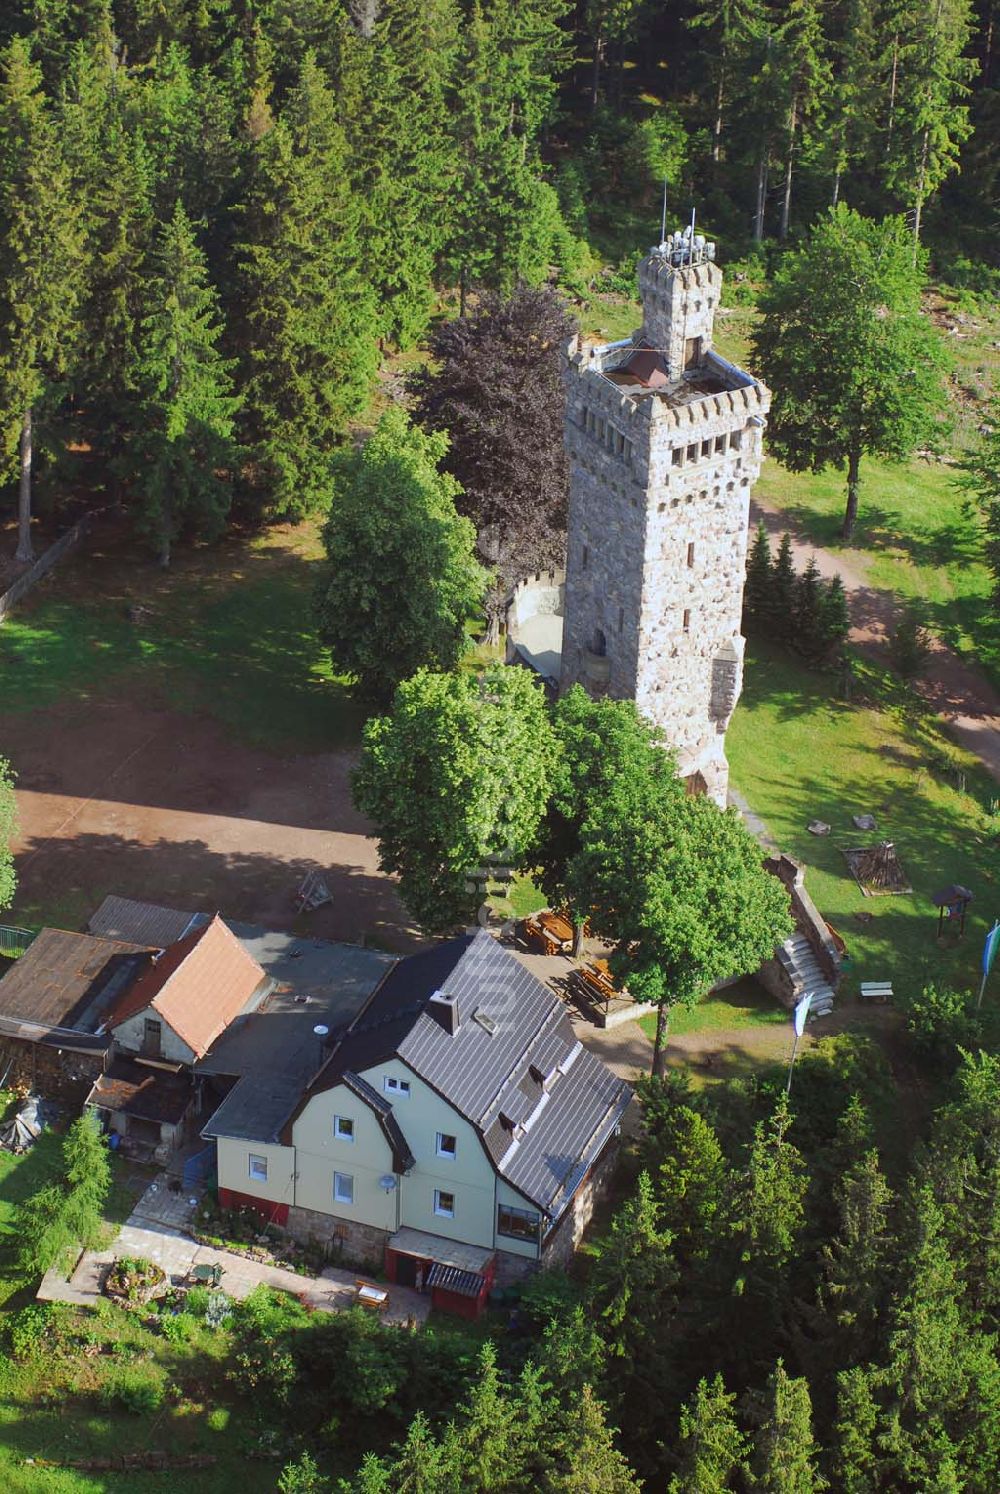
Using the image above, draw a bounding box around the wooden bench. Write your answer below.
[859,981,893,1005]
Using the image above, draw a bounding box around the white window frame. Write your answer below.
[333,1171,354,1205]
[383,1076,410,1097]
[434,1188,455,1218]
[248,1153,268,1183]
[334,1115,354,1141]
[436,1132,457,1160]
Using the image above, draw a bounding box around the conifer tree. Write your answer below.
[833,1366,881,1494]
[235,53,377,519]
[768,533,797,640]
[548,1384,641,1493]
[774,0,831,238]
[668,1374,747,1493]
[744,521,772,634]
[746,1361,824,1493]
[816,1149,894,1368]
[819,574,850,659]
[794,555,825,661]
[963,395,1000,600]
[125,203,239,565]
[588,1172,678,1362]
[650,1104,729,1267]
[883,0,977,251]
[687,0,765,164]
[825,0,879,204]
[0,38,83,560]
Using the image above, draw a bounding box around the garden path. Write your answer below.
[750,496,1000,784]
[38,1175,429,1326]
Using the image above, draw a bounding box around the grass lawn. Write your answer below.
[728,639,1000,1005]
[639,976,787,1042]
[754,454,1000,691]
[0,522,365,755]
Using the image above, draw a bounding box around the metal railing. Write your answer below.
[0,925,36,959]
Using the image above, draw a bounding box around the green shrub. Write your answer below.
[8,1303,54,1360]
[158,1311,196,1343]
[100,1365,165,1414]
[908,983,980,1072]
[207,1406,230,1432]
[889,605,932,680]
[185,1285,209,1317]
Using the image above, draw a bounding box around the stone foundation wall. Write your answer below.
[541,1128,624,1272]
[285,1204,388,1268]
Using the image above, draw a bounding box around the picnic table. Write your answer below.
[570,959,628,1008]
[522,910,574,955]
[355,1281,389,1312]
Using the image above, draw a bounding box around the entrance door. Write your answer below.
[684,336,702,369]
[394,1253,418,1288]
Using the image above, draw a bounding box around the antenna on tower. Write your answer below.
[660,178,668,248]
[688,206,696,265]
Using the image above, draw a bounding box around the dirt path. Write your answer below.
[750,496,1000,784]
[4,698,420,951]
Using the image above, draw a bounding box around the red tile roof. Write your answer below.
[104,914,266,1059]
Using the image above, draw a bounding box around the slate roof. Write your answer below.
[104,914,269,1059]
[88,895,207,949]
[295,931,632,1220]
[0,929,152,1032]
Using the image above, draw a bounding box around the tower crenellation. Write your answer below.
[559,229,771,804]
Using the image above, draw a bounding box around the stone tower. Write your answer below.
[559,229,771,804]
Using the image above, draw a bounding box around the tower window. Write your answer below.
[729,431,742,451]
[618,607,624,631]
[687,444,697,463]
[683,609,691,632]
[672,448,683,468]
[701,439,711,459]
[623,439,632,462]
[591,628,607,657]
[715,435,726,454]
[687,543,696,568]
[582,545,589,570]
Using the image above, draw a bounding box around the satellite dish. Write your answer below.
[313,1024,330,1038]
[379,1174,398,1192]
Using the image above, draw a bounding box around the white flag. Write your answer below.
[794,993,813,1037]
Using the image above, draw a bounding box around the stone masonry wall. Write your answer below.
[285,1203,388,1268]
[560,248,771,805]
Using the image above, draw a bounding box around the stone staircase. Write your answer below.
[777,932,835,1018]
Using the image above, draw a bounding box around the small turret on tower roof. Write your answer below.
[638,225,723,382]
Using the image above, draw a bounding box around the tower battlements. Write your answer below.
[557,230,771,804]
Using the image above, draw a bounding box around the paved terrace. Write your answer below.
[39,1173,428,1327]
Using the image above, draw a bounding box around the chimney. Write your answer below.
[427,988,460,1036]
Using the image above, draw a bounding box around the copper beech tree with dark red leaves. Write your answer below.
[413,286,574,639]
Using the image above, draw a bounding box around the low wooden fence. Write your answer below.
[0,518,87,624]
[0,925,36,959]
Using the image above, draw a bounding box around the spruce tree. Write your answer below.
[0,38,84,560]
[744,521,772,634]
[668,1374,747,1493]
[833,1366,881,1494]
[746,1361,824,1493]
[650,1104,729,1267]
[794,555,825,661]
[125,203,239,565]
[235,53,377,520]
[548,1384,641,1493]
[816,1149,894,1368]
[824,0,878,204]
[883,0,977,251]
[774,0,831,238]
[818,574,851,659]
[768,533,797,640]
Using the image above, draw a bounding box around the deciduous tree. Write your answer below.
[353,665,556,932]
[315,411,486,704]
[413,286,573,636]
[751,206,948,540]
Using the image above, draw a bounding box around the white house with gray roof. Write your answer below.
[203,930,632,1298]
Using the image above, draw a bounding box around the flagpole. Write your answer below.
[786,1027,801,1096]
